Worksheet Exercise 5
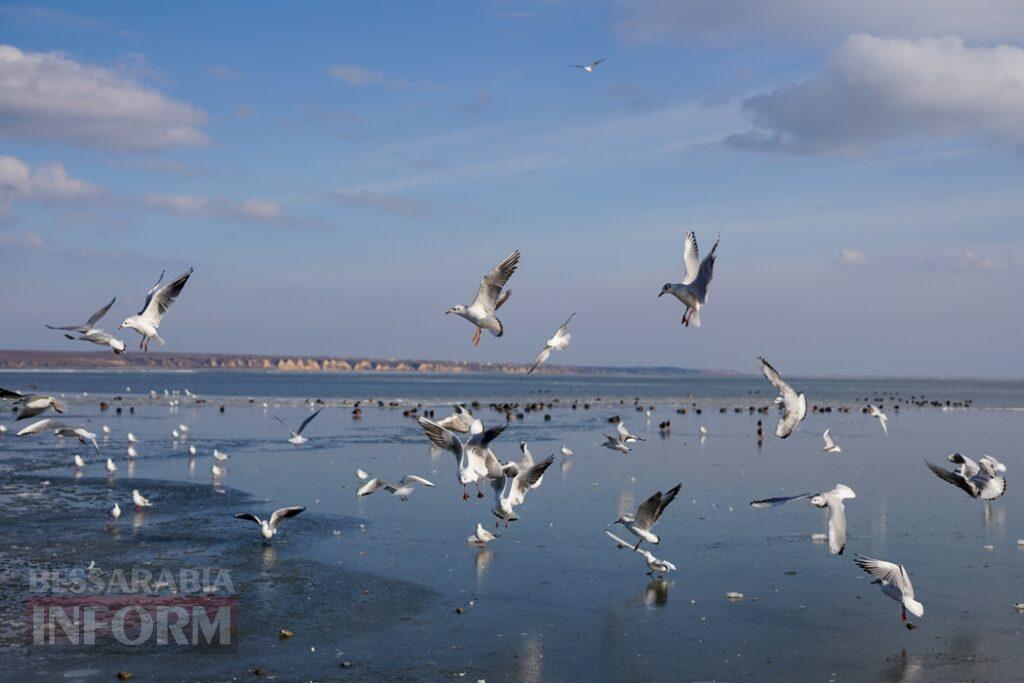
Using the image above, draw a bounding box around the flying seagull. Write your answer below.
[356,469,436,501]
[601,432,631,454]
[16,419,98,451]
[528,313,575,374]
[659,230,719,327]
[822,429,842,453]
[468,523,499,546]
[418,417,505,500]
[437,404,475,433]
[925,458,1006,500]
[757,357,807,439]
[46,297,116,336]
[750,484,856,555]
[617,421,646,444]
[867,405,889,435]
[119,267,194,351]
[0,387,67,421]
[486,453,555,528]
[572,58,606,73]
[613,483,682,550]
[446,250,520,346]
[234,506,305,544]
[273,408,324,446]
[854,555,924,625]
[605,530,677,577]
[63,329,126,355]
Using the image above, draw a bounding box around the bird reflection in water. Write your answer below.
[260,544,277,569]
[475,549,494,585]
[644,578,672,606]
[983,501,1005,532]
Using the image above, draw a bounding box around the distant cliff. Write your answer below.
[0,349,730,376]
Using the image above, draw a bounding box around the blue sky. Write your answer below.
[1,1,1022,377]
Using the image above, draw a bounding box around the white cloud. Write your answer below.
[727,35,1024,154]
[837,246,1018,273]
[616,0,1024,45]
[145,193,284,224]
[0,44,208,151]
[328,64,384,86]
[0,155,103,211]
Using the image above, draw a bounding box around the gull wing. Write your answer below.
[269,506,305,528]
[681,230,700,284]
[827,501,848,555]
[234,513,262,525]
[749,493,813,508]
[418,417,465,464]
[139,267,193,325]
[634,483,682,530]
[295,407,324,436]
[605,529,642,552]
[926,461,979,498]
[357,478,384,496]
[854,555,914,599]
[0,387,24,400]
[85,297,117,328]
[775,393,806,439]
[528,346,552,374]
[689,235,718,301]
[399,475,436,488]
[472,251,520,312]
[823,429,836,450]
[510,455,554,504]
[17,418,70,436]
[273,414,297,437]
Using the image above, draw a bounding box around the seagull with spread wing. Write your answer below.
[274,407,324,446]
[437,404,475,433]
[119,267,194,350]
[867,405,889,435]
[822,429,842,453]
[528,313,575,374]
[356,469,436,501]
[750,484,856,555]
[757,356,807,439]
[854,555,924,626]
[659,230,719,327]
[0,387,67,421]
[446,250,520,346]
[234,506,305,544]
[47,297,124,352]
[486,453,555,528]
[418,416,505,500]
[16,418,99,451]
[613,484,682,550]
[572,58,606,73]
[46,297,117,336]
[617,420,646,444]
[925,457,1006,500]
[601,432,631,454]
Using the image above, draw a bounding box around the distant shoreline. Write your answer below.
[0,349,735,377]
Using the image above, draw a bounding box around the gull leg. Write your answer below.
[472,327,481,346]
[462,486,469,501]
[633,539,643,551]
[476,482,484,499]
[901,606,906,623]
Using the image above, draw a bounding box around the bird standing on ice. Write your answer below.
[119,268,194,351]
[132,489,152,510]
[659,230,718,327]
[446,251,520,346]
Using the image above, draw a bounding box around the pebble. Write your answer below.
[117,673,134,681]
[279,629,294,639]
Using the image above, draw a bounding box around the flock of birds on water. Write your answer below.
[0,227,1012,631]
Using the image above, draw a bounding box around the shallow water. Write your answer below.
[1,371,1022,681]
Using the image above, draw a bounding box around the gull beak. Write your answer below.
[657,291,665,298]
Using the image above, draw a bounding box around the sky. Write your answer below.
[1,0,1022,377]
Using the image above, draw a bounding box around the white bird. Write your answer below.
[605,530,677,577]
[355,469,436,501]
[418,417,505,500]
[0,387,68,420]
[105,458,117,473]
[572,58,606,73]
[102,425,111,435]
[659,230,719,327]
[757,357,807,439]
[73,454,85,468]
[127,432,138,443]
[822,429,842,453]
[132,489,152,509]
[110,502,121,520]
[699,425,709,437]
[188,445,197,456]
[45,296,118,346]
[601,432,631,454]
[127,446,138,458]
[446,250,520,346]
[947,452,979,477]
[560,445,573,457]
[854,555,924,625]
[16,419,99,451]
[613,484,682,550]
[926,458,1006,500]
[119,267,194,351]
[486,453,555,527]
[213,449,229,461]
[750,484,856,555]
[467,523,499,546]
[617,421,646,444]
[528,313,575,374]
[274,407,324,446]
[437,404,475,433]
[178,424,189,434]
[517,441,548,490]
[868,405,889,435]
[171,429,180,439]
[61,328,126,355]
[234,506,305,544]
[0,424,6,434]
[211,464,225,477]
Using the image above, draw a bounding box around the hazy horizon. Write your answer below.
[2,2,1023,378]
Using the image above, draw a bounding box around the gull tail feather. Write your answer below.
[688,308,701,328]
[492,316,504,338]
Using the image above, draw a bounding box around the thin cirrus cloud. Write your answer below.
[837,247,1018,273]
[726,35,1024,154]
[328,64,385,86]
[145,193,284,223]
[0,44,208,151]
[332,190,440,219]
[0,155,104,212]
[615,0,1024,44]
